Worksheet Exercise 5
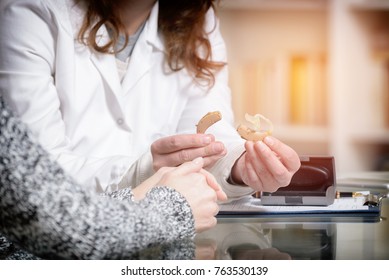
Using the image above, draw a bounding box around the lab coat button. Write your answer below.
[116,118,124,125]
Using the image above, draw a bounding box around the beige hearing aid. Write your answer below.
[237,113,273,141]
[196,111,222,134]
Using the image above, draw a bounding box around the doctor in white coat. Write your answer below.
[0,0,300,200]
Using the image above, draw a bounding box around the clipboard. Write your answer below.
[217,193,383,222]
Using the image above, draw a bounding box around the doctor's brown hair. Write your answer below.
[77,0,225,87]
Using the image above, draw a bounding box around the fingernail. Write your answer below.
[202,136,212,145]
[264,136,274,146]
[193,157,204,164]
[257,141,267,152]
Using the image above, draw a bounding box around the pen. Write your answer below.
[335,191,364,198]
[336,191,386,207]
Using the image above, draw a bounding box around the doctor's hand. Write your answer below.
[151,134,227,171]
[230,136,301,193]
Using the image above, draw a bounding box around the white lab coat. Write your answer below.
[0,0,253,198]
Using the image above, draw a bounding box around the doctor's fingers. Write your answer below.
[153,141,226,169]
[201,150,228,169]
[252,140,293,188]
[244,142,277,192]
[151,134,216,154]
[244,141,291,192]
[263,136,301,173]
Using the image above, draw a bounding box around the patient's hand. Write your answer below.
[133,157,227,233]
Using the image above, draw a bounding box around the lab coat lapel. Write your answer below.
[121,37,153,94]
[121,2,164,94]
[90,50,123,97]
[90,30,123,98]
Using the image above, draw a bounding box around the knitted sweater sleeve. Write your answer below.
[0,97,195,259]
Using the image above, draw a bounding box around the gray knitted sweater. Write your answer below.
[0,96,195,259]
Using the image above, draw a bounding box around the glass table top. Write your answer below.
[129,195,389,260]
[194,196,389,260]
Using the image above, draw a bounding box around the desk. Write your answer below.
[194,196,389,260]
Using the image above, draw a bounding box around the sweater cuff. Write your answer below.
[145,186,196,240]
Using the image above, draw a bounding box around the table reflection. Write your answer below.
[195,223,336,260]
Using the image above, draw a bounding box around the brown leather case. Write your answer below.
[260,156,336,206]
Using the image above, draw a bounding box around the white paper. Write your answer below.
[219,195,369,213]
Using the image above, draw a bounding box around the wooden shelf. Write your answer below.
[218,0,389,173]
[351,131,389,144]
[273,125,329,143]
[220,0,327,11]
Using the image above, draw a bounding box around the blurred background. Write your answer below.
[217,0,389,177]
